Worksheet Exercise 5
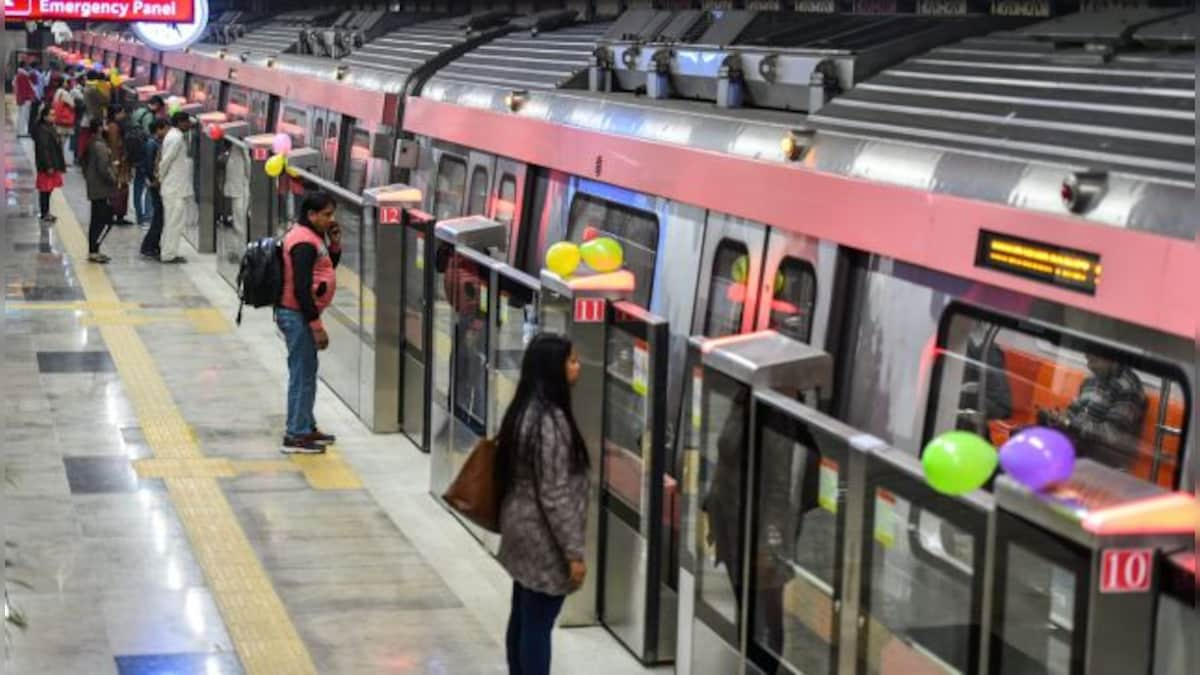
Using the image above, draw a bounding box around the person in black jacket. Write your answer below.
[32,105,66,223]
[139,120,170,259]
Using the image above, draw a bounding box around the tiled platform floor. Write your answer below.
[3,105,664,674]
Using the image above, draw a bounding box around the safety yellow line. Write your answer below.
[47,190,320,675]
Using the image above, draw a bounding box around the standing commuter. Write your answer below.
[82,119,116,264]
[78,72,109,165]
[69,75,86,164]
[495,334,589,675]
[139,120,170,259]
[14,63,36,137]
[157,112,196,263]
[276,191,342,453]
[129,96,164,226]
[106,106,133,226]
[32,105,67,223]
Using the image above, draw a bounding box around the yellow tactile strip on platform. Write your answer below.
[48,192,320,675]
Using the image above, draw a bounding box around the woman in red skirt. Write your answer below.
[33,105,66,223]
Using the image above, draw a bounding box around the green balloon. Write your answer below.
[921,431,998,496]
[580,236,624,273]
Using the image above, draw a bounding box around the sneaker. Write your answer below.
[311,429,336,444]
[161,256,187,264]
[281,435,326,455]
[87,253,110,264]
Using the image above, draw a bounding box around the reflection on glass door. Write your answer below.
[750,405,843,675]
[992,512,1087,675]
[493,273,538,431]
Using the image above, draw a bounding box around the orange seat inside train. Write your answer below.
[986,349,1184,487]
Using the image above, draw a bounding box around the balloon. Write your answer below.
[774,271,786,293]
[999,427,1075,491]
[581,225,601,242]
[580,236,624,273]
[265,154,287,178]
[285,164,301,178]
[207,124,225,141]
[922,431,998,496]
[544,241,581,277]
[272,133,292,155]
[167,104,181,117]
[732,254,749,284]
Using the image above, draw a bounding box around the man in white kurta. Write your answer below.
[157,113,196,263]
[223,141,251,246]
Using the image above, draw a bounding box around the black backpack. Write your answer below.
[124,122,149,167]
[235,237,284,325]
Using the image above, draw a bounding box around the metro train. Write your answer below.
[65,3,1195,674]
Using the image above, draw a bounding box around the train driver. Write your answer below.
[1039,353,1146,460]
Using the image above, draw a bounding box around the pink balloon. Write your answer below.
[272,133,292,155]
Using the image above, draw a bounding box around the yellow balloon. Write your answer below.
[731,255,749,284]
[285,165,301,178]
[545,241,581,278]
[264,154,287,178]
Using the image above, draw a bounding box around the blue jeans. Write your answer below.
[276,308,318,438]
[133,171,151,224]
[505,583,565,675]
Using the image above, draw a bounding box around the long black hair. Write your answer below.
[495,334,588,496]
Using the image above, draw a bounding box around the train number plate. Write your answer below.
[1099,548,1152,593]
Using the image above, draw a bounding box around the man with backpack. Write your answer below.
[275,191,342,454]
[139,120,170,259]
[126,99,160,227]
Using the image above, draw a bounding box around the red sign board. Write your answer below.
[251,147,270,162]
[379,206,401,225]
[574,297,605,323]
[1099,548,1153,594]
[4,0,195,22]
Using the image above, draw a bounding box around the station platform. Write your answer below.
[2,110,661,674]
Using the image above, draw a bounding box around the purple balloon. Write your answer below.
[999,426,1076,491]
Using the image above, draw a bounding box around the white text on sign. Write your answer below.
[1099,548,1153,594]
[574,297,605,323]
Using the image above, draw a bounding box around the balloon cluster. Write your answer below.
[264,133,294,178]
[544,236,624,278]
[922,426,1076,496]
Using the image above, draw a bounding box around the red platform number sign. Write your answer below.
[574,297,605,323]
[1099,548,1153,594]
[379,206,401,225]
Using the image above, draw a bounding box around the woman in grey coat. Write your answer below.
[495,333,588,675]
[82,118,116,263]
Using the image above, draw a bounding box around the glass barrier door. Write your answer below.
[599,301,672,664]
[489,266,539,437]
[428,238,457,494]
[746,391,856,675]
[856,450,991,675]
[400,212,434,450]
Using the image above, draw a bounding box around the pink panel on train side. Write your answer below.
[402,96,1197,341]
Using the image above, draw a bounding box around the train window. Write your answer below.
[704,240,751,338]
[925,306,1190,488]
[769,257,816,343]
[467,166,489,216]
[226,87,249,121]
[565,193,659,308]
[279,106,308,147]
[434,155,468,220]
[495,174,517,228]
[324,121,339,172]
[346,129,371,194]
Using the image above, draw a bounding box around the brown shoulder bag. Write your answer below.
[442,438,501,533]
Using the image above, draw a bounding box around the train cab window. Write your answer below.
[566,193,659,308]
[467,167,489,216]
[769,257,817,343]
[925,307,1190,488]
[434,155,468,220]
[495,174,517,228]
[704,240,751,338]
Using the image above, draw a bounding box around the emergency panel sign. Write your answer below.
[1099,548,1153,594]
[5,0,195,22]
[574,297,605,323]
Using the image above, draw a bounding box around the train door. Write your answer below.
[431,148,469,221]
[693,213,769,339]
[751,231,828,345]
[680,332,835,675]
[490,159,527,265]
